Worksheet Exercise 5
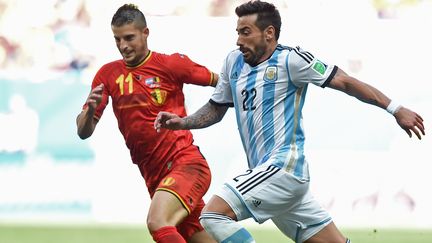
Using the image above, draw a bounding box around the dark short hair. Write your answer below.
[111,4,147,29]
[235,0,281,40]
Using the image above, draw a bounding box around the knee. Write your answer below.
[199,212,218,232]
[199,212,231,231]
[199,213,210,231]
[146,215,166,232]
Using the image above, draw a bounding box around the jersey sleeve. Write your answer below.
[82,65,110,120]
[288,46,338,88]
[168,53,216,86]
[210,51,237,107]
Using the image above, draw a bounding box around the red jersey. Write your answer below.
[85,51,216,185]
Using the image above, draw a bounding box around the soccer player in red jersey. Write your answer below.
[76,4,218,243]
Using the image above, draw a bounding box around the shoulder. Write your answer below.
[290,45,314,64]
[153,51,190,61]
[223,48,243,66]
[276,44,294,52]
[99,59,125,70]
[226,48,242,59]
[154,51,194,67]
[97,60,124,75]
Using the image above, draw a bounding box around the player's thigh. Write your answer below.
[304,222,346,243]
[271,190,333,242]
[147,190,189,228]
[148,160,211,227]
[158,159,211,211]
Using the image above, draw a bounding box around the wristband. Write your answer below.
[386,100,401,115]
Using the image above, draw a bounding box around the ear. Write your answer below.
[142,27,149,37]
[265,26,275,41]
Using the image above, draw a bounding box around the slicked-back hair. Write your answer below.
[111,4,147,29]
[235,0,281,40]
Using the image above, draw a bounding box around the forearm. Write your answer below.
[329,69,391,110]
[183,102,228,129]
[76,108,97,139]
[344,79,391,110]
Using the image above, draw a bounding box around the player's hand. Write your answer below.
[154,111,186,133]
[86,84,104,112]
[394,107,425,140]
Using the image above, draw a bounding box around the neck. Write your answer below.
[256,42,278,65]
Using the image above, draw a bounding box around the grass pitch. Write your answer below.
[0,224,431,243]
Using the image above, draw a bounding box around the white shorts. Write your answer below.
[215,163,332,242]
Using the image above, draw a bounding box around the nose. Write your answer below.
[119,39,128,52]
[236,36,242,47]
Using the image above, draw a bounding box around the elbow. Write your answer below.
[77,126,93,140]
[77,131,91,140]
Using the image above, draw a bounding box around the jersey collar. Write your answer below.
[126,50,152,69]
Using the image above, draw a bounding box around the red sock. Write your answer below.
[151,226,186,243]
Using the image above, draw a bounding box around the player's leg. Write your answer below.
[304,222,347,243]
[270,183,348,243]
[200,164,289,242]
[147,190,188,243]
[148,151,212,242]
[200,194,255,243]
[178,199,216,243]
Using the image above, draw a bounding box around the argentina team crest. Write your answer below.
[263,65,278,82]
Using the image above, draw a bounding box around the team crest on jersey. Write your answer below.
[264,65,278,82]
[145,77,161,88]
[161,177,176,186]
[312,60,328,75]
[151,89,167,105]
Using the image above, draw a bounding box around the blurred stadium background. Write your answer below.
[1,0,432,242]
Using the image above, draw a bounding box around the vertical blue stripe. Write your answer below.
[274,52,296,168]
[230,55,250,165]
[245,69,259,167]
[261,49,281,158]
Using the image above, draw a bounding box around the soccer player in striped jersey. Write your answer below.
[155,1,425,242]
[76,4,218,243]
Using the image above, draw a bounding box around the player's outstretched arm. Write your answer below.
[155,101,228,133]
[76,84,103,139]
[327,68,425,139]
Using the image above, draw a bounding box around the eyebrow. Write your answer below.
[236,26,249,32]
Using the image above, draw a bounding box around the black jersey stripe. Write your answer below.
[304,51,314,60]
[236,165,277,190]
[239,167,280,195]
[293,46,312,63]
[236,165,280,194]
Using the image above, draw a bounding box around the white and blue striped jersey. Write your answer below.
[210,44,338,180]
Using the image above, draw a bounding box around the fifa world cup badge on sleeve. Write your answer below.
[312,60,327,75]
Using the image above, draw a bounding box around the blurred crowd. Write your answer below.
[0,0,431,76]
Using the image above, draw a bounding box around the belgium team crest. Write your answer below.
[151,89,167,106]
